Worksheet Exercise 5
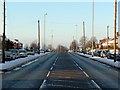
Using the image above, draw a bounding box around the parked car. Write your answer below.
[5,51,15,61]
[100,50,109,58]
[107,50,120,60]
[93,50,102,57]
[18,49,28,58]
[9,49,20,59]
[27,50,35,55]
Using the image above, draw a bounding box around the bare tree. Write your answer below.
[69,40,79,52]
[30,41,38,51]
[86,37,98,49]
[79,36,88,50]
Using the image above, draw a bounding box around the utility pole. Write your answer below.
[2,0,5,63]
[92,0,94,57]
[118,1,120,55]
[83,21,85,50]
[114,0,117,62]
[44,13,47,50]
[38,20,40,52]
[107,26,109,50]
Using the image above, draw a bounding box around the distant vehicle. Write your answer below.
[19,49,28,58]
[93,50,101,57]
[9,49,20,58]
[100,50,109,58]
[5,51,15,61]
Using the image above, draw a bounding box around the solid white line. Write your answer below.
[91,80,102,90]
[83,71,89,77]
[39,80,46,89]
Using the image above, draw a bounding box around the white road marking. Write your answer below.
[50,66,53,71]
[83,71,89,77]
[78,67,83,71]
[39,80,46,89]
[47,71,51,77]
[91,80,102,90]
[39,57,59,90]
[73,59,90,78]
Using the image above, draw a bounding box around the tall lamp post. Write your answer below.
[83,21,85,51]
[114,0,117,62]
[92,0,94,57]
[44,13,47,50]
[2,0,5,63]
[38,20,40,52]
[107,26,109,50]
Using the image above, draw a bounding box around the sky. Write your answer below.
[0,0,119,48]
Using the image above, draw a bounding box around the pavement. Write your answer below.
[0,52,50,72]
[76,52,120,69]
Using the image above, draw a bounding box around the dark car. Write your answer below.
[18,49,28,58]
[9,49,20,59]
[100,50,109,58]
[5,51,15,61]
[107,50,120,61]
[93,50,101,57]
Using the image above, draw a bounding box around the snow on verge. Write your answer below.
[76,52,120,69]
[0,52,49,71]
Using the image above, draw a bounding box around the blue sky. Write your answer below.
[0,1,119,48]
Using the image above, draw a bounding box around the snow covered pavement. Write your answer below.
[76,52,120,69]
[0,52,50,71]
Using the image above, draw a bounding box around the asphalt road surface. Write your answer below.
[1,52,120,90]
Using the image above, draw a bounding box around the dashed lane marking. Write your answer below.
[47,71,51,77]
[39,57,59,90]
[91,80,102,90]
[83,71,89,77]
[39,80,46,89]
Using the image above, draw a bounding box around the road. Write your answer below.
[1,52,120,90]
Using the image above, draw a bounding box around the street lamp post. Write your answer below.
[114,0,117,62]
[44,13,47,50]
[2,0,5,63]
[107,26,109,50]
[38,20,40,52]
[92,0,94,57]
[83,21,85,51]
